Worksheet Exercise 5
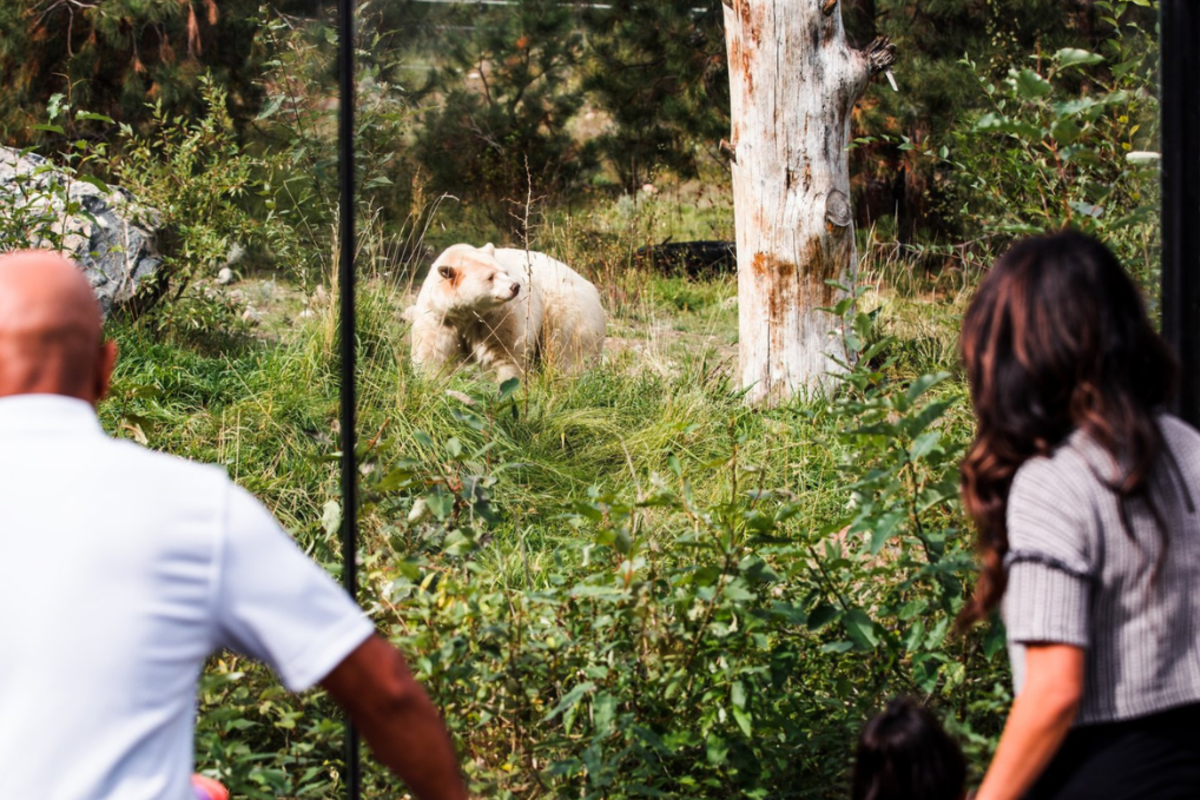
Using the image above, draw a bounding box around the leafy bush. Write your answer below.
[111,76,292,334]
[337,296,1007,798]
[947,0,1159,276]
[103,244,1001,798]
[0,95,112,252]
[251,7,429,258]
[0,0,284,146]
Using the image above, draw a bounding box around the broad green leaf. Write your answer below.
[905,372,950,405]
[732,706,752,737]
[1054,97,1105,119]
[731,680,747,710]
[807,603,841,630]
[905,400,952,438]
[543,681,595,721]
[899,599,928,621]
[925,616,951,649]
[1054,48,1104,68]
[1012,68,1052,100]
[667,453,682,477]
[770,600,807,625]
[913,653,944,693]
[984,621,1008,659]
[870,511,904,555]
[425,489,454,520]
[321,500,342,538]
[1050,118,1082,145]
[903,619,927,653]
[77,175,110,194]
[706,734,729,766]
[593,692,617,734]
[909,430,942,461]
[843,609,880,650]
[973,112,1008,132]
[255,94,285,121]
[1062,146,1102,166]
[722,579,756,603]
[498,377,521,401]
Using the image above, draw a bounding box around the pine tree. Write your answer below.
[581,0,729,193]
[410,0,594,233]
[0,0,319,145]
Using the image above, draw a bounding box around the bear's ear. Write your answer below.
[438,265,458,283]
[481,243,496,256]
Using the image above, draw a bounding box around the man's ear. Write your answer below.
[94,339,118,405]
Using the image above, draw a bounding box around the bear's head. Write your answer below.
[425,243,522,316]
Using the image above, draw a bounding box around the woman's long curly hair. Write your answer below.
[957,231,1177,629]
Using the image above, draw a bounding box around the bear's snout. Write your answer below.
[509,283,521,298]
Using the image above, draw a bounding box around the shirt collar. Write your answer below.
[0,394,105,436]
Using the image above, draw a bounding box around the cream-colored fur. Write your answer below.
[408,243,606,382]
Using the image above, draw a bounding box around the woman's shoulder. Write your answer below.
[1011,438,1098,502]
[1007,446,1096,555]
[1159,412,1200,448]
[1014,413,1198,503]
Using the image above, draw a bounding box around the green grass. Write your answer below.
[94,184,1000,798]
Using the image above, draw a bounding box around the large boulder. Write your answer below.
[0,146,164,317]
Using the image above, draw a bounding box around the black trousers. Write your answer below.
[1026,702,1200,800]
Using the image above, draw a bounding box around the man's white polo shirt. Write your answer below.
[0,395,374,800]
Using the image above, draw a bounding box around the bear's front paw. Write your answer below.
[494,363,524,384]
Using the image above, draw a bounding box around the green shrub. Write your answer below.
[111,76,293,335]
[340,294,1007,798]
[0,95,112,252]
[946,0,1159,278]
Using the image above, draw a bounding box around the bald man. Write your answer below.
[0,252,468,800]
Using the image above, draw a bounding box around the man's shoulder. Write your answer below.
[98,436,234,495]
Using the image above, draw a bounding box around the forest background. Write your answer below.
[0,0,1162,797]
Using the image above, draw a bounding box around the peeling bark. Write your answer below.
[723,0,893,405]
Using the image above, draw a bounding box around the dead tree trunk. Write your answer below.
[722,0,895,405]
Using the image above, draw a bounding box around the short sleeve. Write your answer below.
[1002,456,1095,648]
[213,484,375,691]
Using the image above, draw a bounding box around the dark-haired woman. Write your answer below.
[958,232,1200,800]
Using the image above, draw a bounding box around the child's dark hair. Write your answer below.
[852,698,966,800]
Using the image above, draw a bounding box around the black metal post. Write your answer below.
[337,0,360,798]
[1161,0,1200,427]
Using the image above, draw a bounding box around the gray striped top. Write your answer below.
[1003,414,1200,725]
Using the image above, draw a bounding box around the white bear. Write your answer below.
[408,243,606,383]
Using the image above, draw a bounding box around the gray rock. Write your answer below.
[0,146,164,318]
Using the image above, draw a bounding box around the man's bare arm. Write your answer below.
[320,634,468,800]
